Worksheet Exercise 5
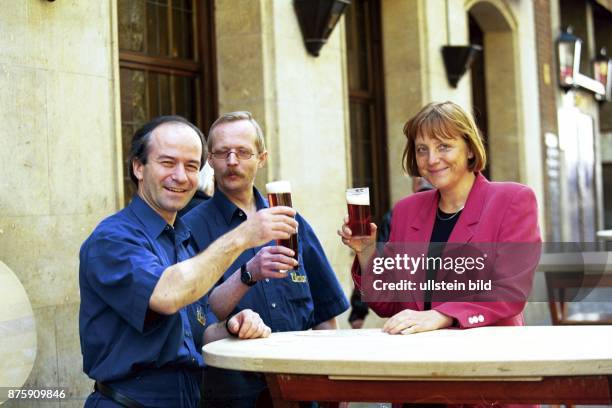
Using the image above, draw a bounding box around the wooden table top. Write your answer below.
[203,326,612,379]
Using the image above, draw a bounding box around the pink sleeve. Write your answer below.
[350,203,419,318]
[435,186,541,328]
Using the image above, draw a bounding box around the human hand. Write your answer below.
[247,246,298,280]
[241,206,298,248]
[337,215,377,253]
[226,309,271,339]
[382,309,452,335]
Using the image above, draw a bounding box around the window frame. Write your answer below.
[346,0,390,224]
[117,0,217,202]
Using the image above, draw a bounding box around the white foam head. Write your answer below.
[346,188,370,205]
[266,180,292,194]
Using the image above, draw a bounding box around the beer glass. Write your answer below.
[266,180,299,269]
[346,187,372,236]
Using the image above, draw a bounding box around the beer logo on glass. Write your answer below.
[266,180,299,270]
[346,187,371,236]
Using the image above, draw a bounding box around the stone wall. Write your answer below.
[0,1,121,405]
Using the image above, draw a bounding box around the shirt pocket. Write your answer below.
[281,254,313,302]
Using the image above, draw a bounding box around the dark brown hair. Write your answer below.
[127,115,206,186]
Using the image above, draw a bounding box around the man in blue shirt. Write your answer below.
[183,111,349,407]
[79,115,298,407]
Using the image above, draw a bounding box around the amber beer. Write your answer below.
[346,188,371,236]
[266,180,299,268]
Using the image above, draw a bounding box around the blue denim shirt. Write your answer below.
[79,196,216,406]
[183,188,349,402]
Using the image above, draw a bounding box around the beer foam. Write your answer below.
[346,190,370,205]
[266,180,292,194]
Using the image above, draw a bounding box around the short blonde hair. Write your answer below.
[402,101,487,176]
[207,111,266,153]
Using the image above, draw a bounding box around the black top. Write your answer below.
[424,207,463,310]
[430,207,462,242]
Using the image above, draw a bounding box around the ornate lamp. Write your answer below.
[294,0,351,57]
[556,27,581,89]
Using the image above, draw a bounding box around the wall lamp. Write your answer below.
[294,0,351,57]
[441,45,482,88]
[439,0,481,88]
[556,26,606,100]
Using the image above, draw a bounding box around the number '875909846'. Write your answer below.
[6,388,66,399]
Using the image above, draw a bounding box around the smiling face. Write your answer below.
[414,130,474,194]
[402,102,487,185]
[132,122,202,224]
[208,119,267,198]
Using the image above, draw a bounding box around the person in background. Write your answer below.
[179,161,215,217]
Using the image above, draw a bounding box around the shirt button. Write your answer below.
[271,303,277,308]
[265,278,270,283]
[185,331,191,338]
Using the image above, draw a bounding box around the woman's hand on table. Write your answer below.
[383,309,453,335]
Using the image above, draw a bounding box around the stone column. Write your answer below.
[215,0,354,320]
[381,0,471,204]
[0,0,121,403]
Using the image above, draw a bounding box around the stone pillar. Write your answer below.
[215,0,354,319]
[0,0,121,404]
[381,0,471,205]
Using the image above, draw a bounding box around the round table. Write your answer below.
[204,327,612,406]
[0,261,37,403]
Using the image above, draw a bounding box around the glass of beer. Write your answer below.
[266,180,299,269]
[346,187,372,236]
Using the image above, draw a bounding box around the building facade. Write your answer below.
[0,0,610,404]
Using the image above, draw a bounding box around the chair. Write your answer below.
[545,271,612,325]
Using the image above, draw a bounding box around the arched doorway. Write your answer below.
[467,0,522,183]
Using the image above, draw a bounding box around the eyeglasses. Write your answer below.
[210,149,256,160]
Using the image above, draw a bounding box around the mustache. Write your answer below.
[224,169,245,178]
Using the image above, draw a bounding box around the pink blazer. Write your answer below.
[353,173,541,328]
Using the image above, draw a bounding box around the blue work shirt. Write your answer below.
[79,195,216,407]
[183,188,349,403]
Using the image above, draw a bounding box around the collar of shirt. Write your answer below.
[211,187,268,225]
[128,195,192,244]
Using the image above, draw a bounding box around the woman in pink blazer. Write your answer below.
[339,101,541,335]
